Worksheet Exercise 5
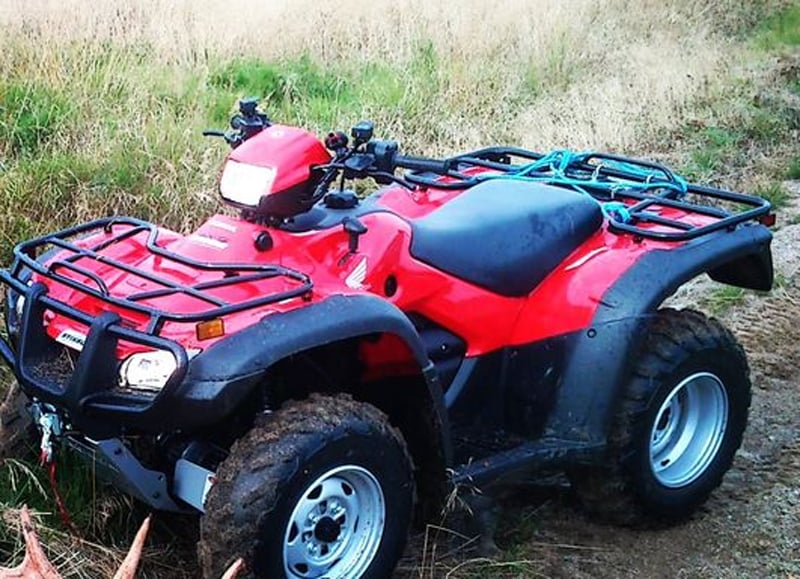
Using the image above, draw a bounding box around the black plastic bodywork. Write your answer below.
[180,294,448,445]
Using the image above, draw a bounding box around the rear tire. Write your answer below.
[198,393,415,578]
[569,308,750,525]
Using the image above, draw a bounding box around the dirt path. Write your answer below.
[398,183,800,579]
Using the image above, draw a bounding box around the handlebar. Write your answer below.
[394,154,451,175]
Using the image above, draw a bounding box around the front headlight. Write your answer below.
[14,294,25,321]
[5,285,28,334]
[219,161,277,207]
[119,350,178,391]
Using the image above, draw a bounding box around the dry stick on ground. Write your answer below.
[0,506,245,579]
[0,506,60,579]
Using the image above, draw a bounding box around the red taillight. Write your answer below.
[759,213,776,227]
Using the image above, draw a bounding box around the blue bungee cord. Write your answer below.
[474,149,689,224]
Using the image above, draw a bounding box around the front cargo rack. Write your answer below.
[405,147,773,242]
[4,216,313,335]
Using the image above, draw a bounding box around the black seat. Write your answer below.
[410,180,603,297]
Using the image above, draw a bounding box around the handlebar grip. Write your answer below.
[203,130,226,137]
[395,154,450,175]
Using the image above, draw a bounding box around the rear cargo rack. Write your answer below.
[406,147,772,241]
[6,216,313,335]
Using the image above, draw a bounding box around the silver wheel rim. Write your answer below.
[283,465,385,578]
[649,372,728,488]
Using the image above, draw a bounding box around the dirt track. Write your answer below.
[397,183,800,579]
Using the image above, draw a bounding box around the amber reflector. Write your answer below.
[196,318,225,341]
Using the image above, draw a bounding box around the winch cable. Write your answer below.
[39,450,81,537]
[473,149,690,224]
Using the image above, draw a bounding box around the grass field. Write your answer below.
[0,0,799,576]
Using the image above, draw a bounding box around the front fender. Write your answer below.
[543,224,772,447]
[187,294,430,380]
[173,294,448,448]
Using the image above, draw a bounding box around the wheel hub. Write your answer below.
[283,465,386,578]
[649,372,729,488]
[313,516,341,544]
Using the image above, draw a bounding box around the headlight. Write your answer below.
[119,350,178,391]
[14,294,25,321]
[5,285,28,333]
[219,161,277,207]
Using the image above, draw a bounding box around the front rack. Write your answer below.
[406,147,772,242]
[6,216,313,335]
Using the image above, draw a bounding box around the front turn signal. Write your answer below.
[196,318,225,341]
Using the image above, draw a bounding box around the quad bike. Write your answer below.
[0,98,774,578]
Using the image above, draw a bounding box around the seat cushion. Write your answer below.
[410,180,603,296]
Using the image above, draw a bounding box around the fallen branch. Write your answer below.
[0,506,244,578]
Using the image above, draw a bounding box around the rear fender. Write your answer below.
[544,224,772,448]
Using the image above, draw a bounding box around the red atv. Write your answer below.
[0,99,773,578]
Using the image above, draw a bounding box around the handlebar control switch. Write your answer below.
[325,131,350,153]
[239,97,260,117]
[351,121,374,146]
[367,139,399,175]
[228,97,271,146]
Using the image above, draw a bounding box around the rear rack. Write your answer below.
[6,216,313,335]
[406,147,772,241]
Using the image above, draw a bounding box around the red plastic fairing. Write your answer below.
[36,169,718,365]
[227,124,331,194]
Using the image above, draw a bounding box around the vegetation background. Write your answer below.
[0,0,799,576]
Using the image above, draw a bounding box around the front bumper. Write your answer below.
[0,216,311,437]
[0,277,190,437]
[63,435,187,512]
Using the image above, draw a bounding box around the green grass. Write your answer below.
[0,81,73,157]
[755,5,800,49]
[788,157,800,180]
[680,70,799,184]
[706,285,747,314]
[755,181,791,209]
[684,126,746,180]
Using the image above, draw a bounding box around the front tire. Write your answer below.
[0,383,35,458]
[569,308,751,525]
[198,394,414,578]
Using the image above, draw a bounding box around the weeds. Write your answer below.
[706,285,747,315]
[755,181,791,209]
[0,82,72,158]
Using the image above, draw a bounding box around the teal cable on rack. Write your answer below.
[474,149,689,224]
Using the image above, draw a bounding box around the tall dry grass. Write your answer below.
[0,0,775,152]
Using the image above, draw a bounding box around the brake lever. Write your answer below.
[203,129,243,148]
[369,171,417,191]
